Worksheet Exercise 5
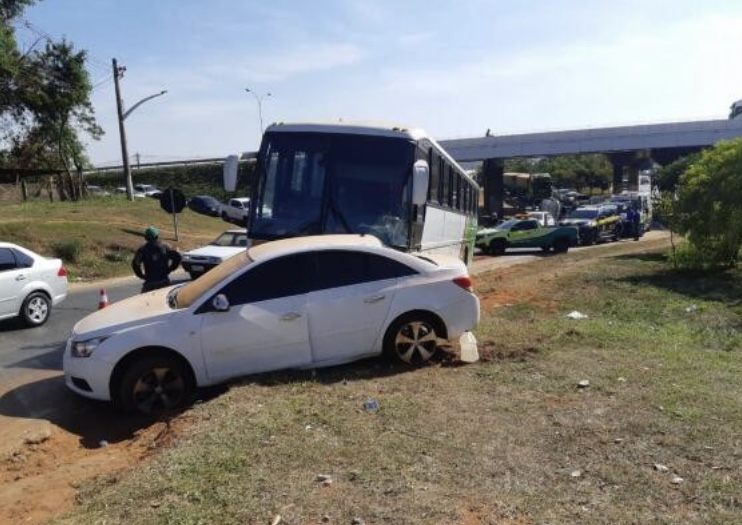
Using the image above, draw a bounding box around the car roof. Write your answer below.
[248,234,383,262]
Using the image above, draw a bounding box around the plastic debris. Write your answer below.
[363,399,379,411]
[459,331,479,363]
[566,311,589,320]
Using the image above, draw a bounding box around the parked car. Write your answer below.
[86,185,111,197]
[0,242,68,327]
[63,234,480,413]
[475,218,577,255]
[181,229,249,279]
[221,197,251,225]
[114,187,147,198]
[134,184,162,199]
[560,204,621,245]
[188,195,222,217]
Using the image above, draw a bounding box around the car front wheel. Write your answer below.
[383,313,443,365]
[116,355,194,414]
[20,291,51,327]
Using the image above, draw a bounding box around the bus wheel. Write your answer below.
[489,239,507,256]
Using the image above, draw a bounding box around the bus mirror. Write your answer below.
[412,160,430,206]
[223,155,239,192]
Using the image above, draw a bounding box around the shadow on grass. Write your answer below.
[0,349,459,450]
[613,252,742,305]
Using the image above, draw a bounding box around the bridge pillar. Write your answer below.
[481,158,504,223]
[608,152,636,193]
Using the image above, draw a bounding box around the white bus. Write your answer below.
[233,122,480,264]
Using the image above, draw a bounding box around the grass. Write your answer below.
[0,198,229,281]
[50,249,742,525]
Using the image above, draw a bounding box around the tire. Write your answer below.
[115,355,194,414]
[20,291,51,327]
[221,212,230,222]
[590,229,599,245]
[383,313,443,366]
[553,237,570,254]
[489,238,507,256]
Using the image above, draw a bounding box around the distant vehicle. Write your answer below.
[133,184,162,199]
[526,211,556,227]
[221,197,251,226]
[86,185,110,197]
[180,229,249,279]
[0,242,68,327]
[610,191,652,234]
[188,195,222,217]
[114,187,146,198]
[475,218,577,255]
[232,121,480,265]
[63,234,480,414]
[503,172,553,209]
[730,99,742,119]
[560,204,621,245]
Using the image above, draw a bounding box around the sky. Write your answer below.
[16,0,742,166]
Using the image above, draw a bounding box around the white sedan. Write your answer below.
[180,229,249,279]
[0,242,68,327]
[64,235,480,413]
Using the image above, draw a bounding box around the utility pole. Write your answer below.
[112,58,134,201]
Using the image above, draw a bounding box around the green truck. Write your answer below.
[475,217,578,255]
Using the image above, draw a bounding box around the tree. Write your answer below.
[655,153,701,193]
[672,138,742,268]
[1,0,102,199]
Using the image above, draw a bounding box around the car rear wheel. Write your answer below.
[20,291,51,327]
[553,237,570,253]
[116,355,194,414]
[383,313,443,366]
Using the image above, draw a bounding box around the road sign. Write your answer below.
[160,187,186,213]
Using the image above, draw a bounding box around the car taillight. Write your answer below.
[58,266,68,277]
[453,276,473,292]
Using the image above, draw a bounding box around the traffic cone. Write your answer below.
[98,288,109,309]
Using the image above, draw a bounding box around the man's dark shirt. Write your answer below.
[132,240,181,283]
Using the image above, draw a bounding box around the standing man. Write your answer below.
[132,226,182,292]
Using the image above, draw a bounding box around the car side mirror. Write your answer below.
[212,294,230,312]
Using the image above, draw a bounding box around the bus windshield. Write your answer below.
[250,131,415,248]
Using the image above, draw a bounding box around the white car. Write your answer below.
[63,234,480,413]
[134,184,163,199]
[0,242,68,327]
[180,229,249,279]
[526,211,556,227]
[114,187,146,198]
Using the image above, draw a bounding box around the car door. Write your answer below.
[198,253,314,383]
[0,248,25,318]
[509,220,539,246]
[306,250,416,364]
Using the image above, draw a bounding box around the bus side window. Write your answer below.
[429,149,440,204]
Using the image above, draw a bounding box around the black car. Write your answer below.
[188,195,222,217]
[560,204,621,245]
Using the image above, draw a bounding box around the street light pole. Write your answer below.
[245,88,271,134]
[112,57,167,201]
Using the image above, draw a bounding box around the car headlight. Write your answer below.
[588,221,597,227]
[70,336,109,358]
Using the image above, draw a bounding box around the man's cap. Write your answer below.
[144,226,159,240]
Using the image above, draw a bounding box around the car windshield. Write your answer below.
[210,232,248,247]
[172,251,254,309]
[495,219,520,230]
[567,208,599,219]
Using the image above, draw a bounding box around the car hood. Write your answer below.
[183,246,245,258]
[560,218,592,226]
[73,286,176,336]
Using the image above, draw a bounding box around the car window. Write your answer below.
[313,250,416,290]
[219,253,313,305]
[12,248,34,268]
[0,248,18,272]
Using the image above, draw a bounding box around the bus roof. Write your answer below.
[263,121,478,188]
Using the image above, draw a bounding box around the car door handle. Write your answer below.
[15,274,26,281]
[364,295,386,304]
[280,312,302,321]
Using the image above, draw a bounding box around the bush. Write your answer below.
[669,240,741,271]
[52,239,84,263]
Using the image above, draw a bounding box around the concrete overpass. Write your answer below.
[439,118,742,218]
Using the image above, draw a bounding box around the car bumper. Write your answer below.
[63,350,115,402]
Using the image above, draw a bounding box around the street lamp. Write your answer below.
[245,87,271,134]
[113,58,168,201]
